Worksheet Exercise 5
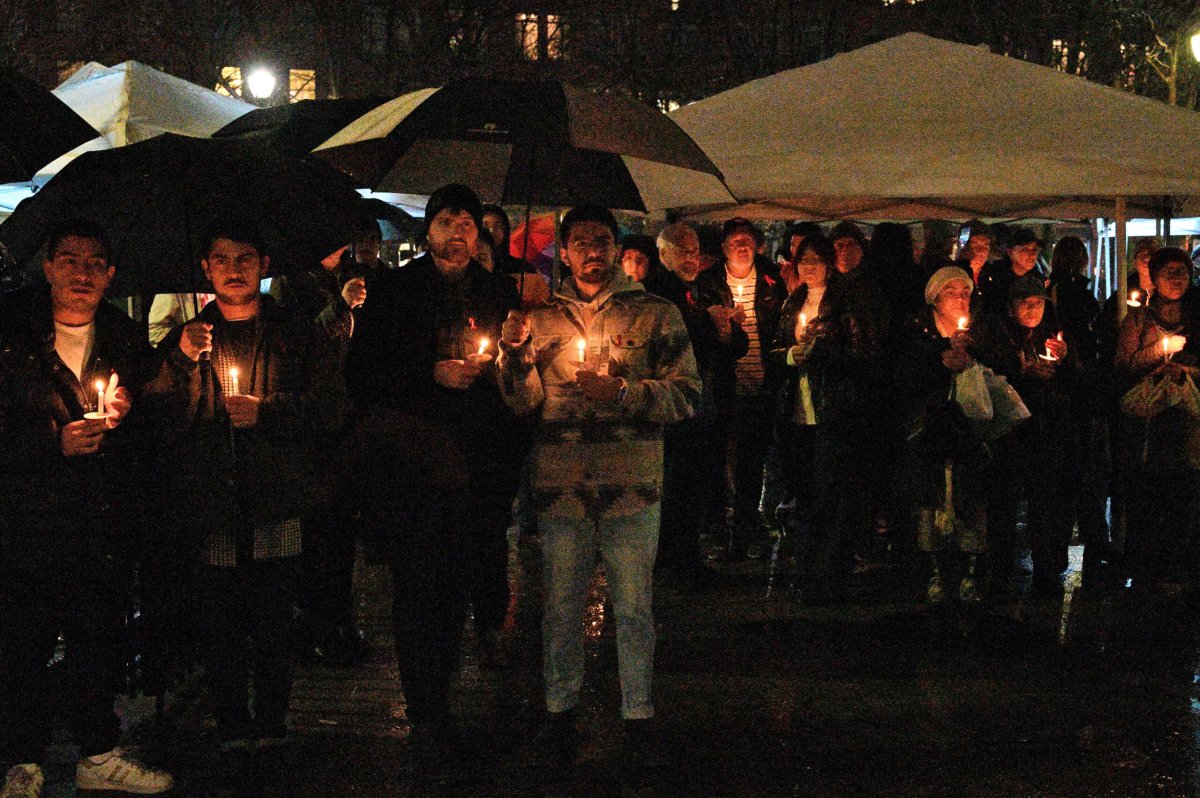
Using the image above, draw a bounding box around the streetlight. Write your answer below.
[245,67,277,103]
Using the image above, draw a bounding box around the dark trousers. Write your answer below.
[0,557,125,764]
[1126,468,1200,588]
[297,505,356,641]
[387,492,467,725]
[729,393,775,530]
[199,559,297,743]
[810,422,874,592]
[659,417,723,570]
[463,474,519,637]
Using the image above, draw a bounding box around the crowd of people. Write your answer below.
[0,182,1194,795]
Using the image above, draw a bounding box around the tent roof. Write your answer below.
[55,61,254,149]
[670,33,1200,221]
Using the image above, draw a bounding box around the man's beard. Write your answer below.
[577,261,613,285]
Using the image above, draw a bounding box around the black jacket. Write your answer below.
[150,295,346,535]
[0,287,158,566]
[644,268,747,419]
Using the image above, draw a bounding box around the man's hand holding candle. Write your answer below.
[225,393,261,428]
[60,417,106,456]
[434,359,482,390]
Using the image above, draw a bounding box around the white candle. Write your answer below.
[1127,290,1141,308]
[957,316,968,331]
[95,379,105,415]
[230,367,240,396]
[576,337,587,363]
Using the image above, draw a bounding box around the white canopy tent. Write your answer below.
[670,33,1200,223]
[670,32,1200,309]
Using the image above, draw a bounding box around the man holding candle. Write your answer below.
[0,219,174,796]
[648,222,746,590]
[498,205,699,779]
[151,219,346,771]
[343,184,521,772]
[717,217,785,560]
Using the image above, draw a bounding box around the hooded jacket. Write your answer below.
[498,274,700,519]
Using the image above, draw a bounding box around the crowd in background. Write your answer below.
[3,185,1198,796]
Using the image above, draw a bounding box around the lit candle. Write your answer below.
[230,367,240,396]
[95,379,105,415]
[736,285,744,300]
[799,312,808,331]
[1127,290,1141,308]
[576,337,587,363]
[957,316,968,332]
[467,337,493,365]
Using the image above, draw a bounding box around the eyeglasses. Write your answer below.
[567,236,615,254]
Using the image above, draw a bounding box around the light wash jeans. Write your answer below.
[541,504,660,720]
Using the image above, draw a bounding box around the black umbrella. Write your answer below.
[211,97,389,158]
[0,134,365,296]
[312,80,733,212]
[0,66,99,183]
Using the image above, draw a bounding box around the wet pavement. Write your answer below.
[36,534,1200,797]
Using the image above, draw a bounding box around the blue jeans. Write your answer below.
[541,504,659,720]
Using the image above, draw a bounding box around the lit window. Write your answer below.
[215,66,242,97]
[289,69,316,102]
[516,13,561,60]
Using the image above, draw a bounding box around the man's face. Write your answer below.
[1011,296,1046,329]
[1154,260,1191,301]
[426,209,478,266]
[661,231,702,282]
[563,220,617,287]
[1009,242,1040,275]
[43,235,114,319]
[481,212,507,248]
[722,230,756,271]
[833,236,863,274]
[621,249,650,283]
[202,238,268,307]
[354,235,381,266]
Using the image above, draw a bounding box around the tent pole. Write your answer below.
[1116,197,1128,323]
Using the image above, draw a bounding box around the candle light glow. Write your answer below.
[477,337,489,356]
[1128,290,1141,308]
[95,379,105,415]
[230,367,240,396]
[957,316,968,331]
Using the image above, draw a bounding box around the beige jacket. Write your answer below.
[498,275,700,519]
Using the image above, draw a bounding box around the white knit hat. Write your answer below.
[924,266,973,306]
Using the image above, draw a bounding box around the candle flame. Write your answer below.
[799,312,808,328]
[1057,331,1063,342]
[477,337,489,355]
[1164,337,1170,353]
[230,367,239,380]
[576,338,586,358]
[95,379,105,394]
[468,317,476,330]
[957,316,968,331]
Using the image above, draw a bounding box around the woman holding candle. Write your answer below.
[996,275,1078,596]
[1114,247,1200,594]
[895,266,1017,606]
[769,235,846,599]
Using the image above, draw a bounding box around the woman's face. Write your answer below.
[1154,259,1191,301]
[796,250,830,289]
[933,280,972,322]
[621,248,651,282]
[1010,296,1046,329]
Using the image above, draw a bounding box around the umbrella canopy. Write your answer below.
[0,134,365,296]
[670,33,1200,221]
[313,79,734,212]
[0,66,99,184]
[211,97,389,157]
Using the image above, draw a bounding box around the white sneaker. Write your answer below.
[1,764,43,798]
[75,748,174,794]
